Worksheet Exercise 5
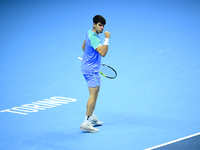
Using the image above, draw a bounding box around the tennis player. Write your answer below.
[80,15,110,132]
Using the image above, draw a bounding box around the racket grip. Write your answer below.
[78,57,83,60]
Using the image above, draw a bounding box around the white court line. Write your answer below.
[144,132,200,150]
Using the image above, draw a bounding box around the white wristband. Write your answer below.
[103,38,109,46]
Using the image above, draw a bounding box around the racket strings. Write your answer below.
[100,64,117,78]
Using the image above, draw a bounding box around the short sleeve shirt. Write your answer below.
[81,29,102,74]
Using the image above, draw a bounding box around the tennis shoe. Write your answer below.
[80,122,99,133]
[91,116,103,126]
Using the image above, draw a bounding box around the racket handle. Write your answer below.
[78,57,83,60]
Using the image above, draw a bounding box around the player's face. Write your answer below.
[93,22,104,34]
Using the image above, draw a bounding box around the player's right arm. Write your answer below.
[96,45,108,57]
[96,31,111,57]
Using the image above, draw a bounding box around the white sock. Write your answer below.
[84,115,91,125]
[92,113,96,118]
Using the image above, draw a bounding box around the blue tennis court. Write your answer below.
[1,0,200,149]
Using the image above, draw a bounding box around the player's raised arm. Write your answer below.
[96,31,110,57]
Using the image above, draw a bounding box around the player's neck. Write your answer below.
[92,28,99,35]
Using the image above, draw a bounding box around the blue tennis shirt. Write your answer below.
[81,29,102,74]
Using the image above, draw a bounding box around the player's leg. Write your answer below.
[80,86,100,133]
[86,86,100,116]
[80,73,101,133]
[86,86,103,126]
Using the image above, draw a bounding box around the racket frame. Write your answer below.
[99,64,117,79]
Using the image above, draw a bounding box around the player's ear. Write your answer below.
[93,23,96,28]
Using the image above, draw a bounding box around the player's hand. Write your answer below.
[105,31,111,39]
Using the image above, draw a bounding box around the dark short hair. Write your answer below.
[93,15,106,25]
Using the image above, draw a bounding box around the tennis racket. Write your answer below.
[78,57,117,79]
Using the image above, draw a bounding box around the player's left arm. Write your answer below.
[82,40,86,51]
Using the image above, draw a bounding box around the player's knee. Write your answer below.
[90,93,98,100]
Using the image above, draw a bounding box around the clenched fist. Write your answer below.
[105,31,111,39]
